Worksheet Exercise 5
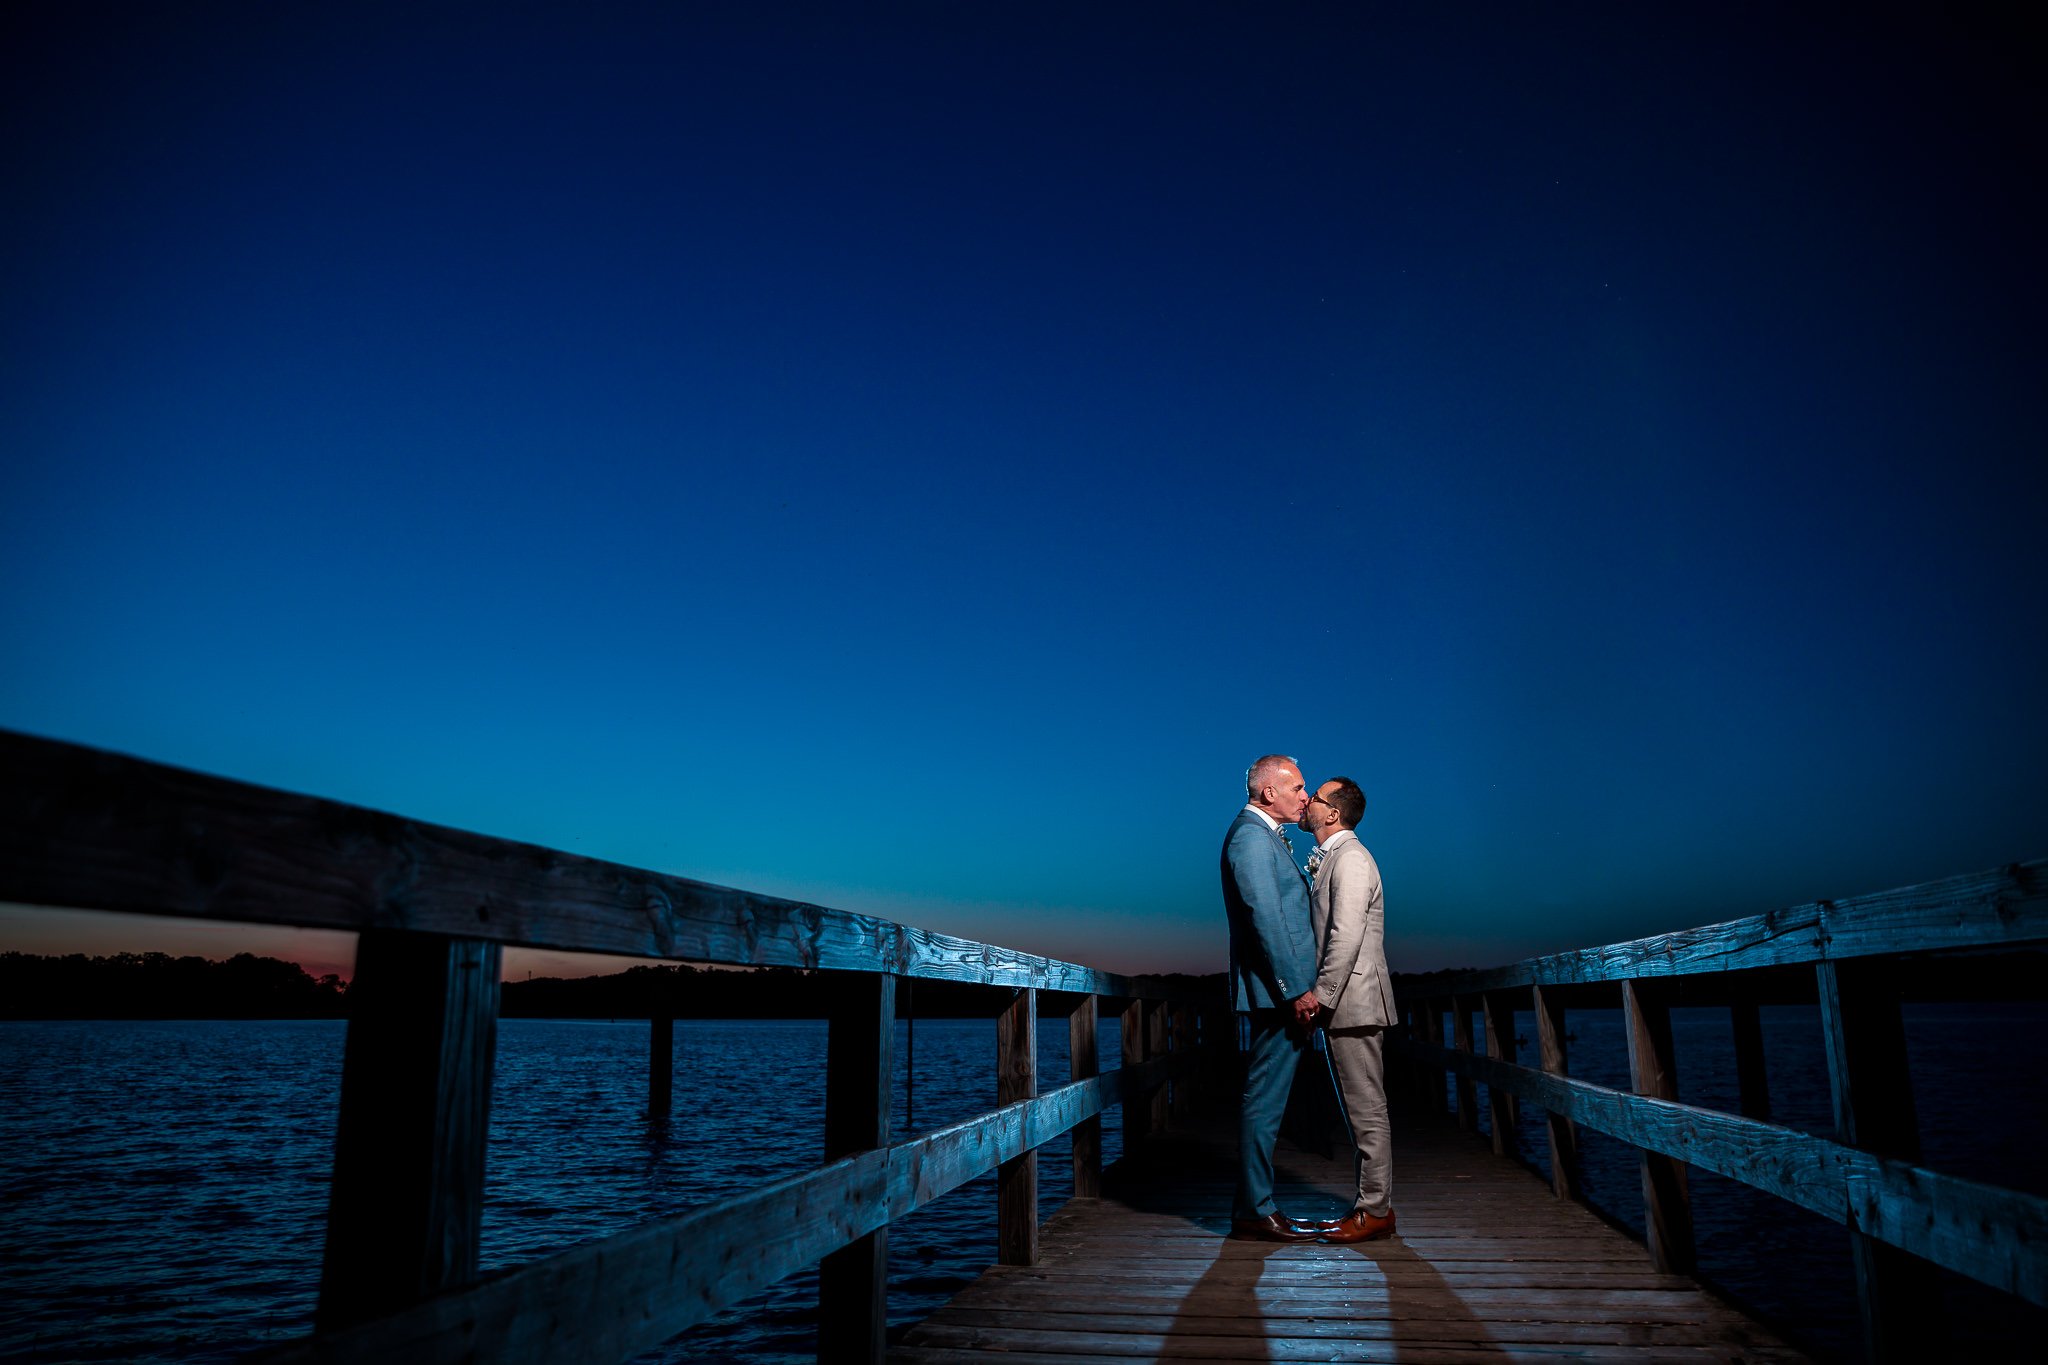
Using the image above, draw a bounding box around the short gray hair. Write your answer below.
[1245,754,1297,800]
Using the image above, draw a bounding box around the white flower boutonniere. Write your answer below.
[1306,847,1327,882]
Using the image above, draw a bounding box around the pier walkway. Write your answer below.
[3,732,2040,1363]
[897,1109,1810,1364]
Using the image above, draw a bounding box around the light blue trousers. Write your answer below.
[1234,1009,1305,1219]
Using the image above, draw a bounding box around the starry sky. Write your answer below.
[4,3,2043,983]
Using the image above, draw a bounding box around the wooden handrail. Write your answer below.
[1390,865,2048,1362]
[1397,859,2048,997]
[0,728,1221,1363]
[1391,1036,2048,1306]
[256,1056,1183,1365]
[0,728,1165,995]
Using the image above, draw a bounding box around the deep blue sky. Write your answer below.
[4,3,2043,980]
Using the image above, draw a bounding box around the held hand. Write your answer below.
[1291,990,1321,1029]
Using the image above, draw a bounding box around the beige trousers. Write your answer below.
[1326,1024,1393,1215]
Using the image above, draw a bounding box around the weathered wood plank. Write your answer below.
[1389,1036,2048,1306]
[1622,979,1694,1276]
[895,1332,1800,1364]
[265,1052,1176,1364]
[268,1049,1181,1363]
[1068,995,1100,1198]
[1169,1004,1195,1120]
[821,972,895,1363]
[1145,999,1170,1134]
[901,1109,1812,1365]
[0,729,1160,995]
[1450,996,1477,1132]
[1395,859,2048,995]
[316,932,499,1333]
[997,987,1038,1267]
[1818,959,1939,1363]
[1482,991,1517,1154]
[1119,999,1150,1147]
[1532,984,1578,1202]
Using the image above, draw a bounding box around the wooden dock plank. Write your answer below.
[894,1109,1812,1364]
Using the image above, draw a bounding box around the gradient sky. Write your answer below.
[4,3,2043,982]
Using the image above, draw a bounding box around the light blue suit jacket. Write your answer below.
[1220,808,1318,1012]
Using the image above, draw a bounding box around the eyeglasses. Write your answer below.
[1307,793,1334,807]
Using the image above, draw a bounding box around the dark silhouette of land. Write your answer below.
[1,950,349,1018]
[0,951,1226,1020]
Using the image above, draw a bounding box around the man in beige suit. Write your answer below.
[1298,775,1397,1242]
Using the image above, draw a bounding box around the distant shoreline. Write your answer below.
[0,951,1227,1021]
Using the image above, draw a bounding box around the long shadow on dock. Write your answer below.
[893,1106,1812,1362]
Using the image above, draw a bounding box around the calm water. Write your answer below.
[4,1006,2043,1363]
[0,1016,1124,1364]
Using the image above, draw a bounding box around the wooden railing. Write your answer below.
[1391,861,2048,1364]
[0,730,1224,1364]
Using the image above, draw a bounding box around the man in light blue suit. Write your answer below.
[1221,754,1329,1241]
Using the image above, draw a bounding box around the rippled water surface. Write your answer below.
[5,1006,2044,1363]
[0,1017,1122,1363]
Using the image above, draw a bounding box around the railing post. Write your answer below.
[996,986,1038,1266]
[819,972,894,1364]
[1419,1001,1445,1113]
[1450,995,1478,1132]
[1622,978,1695,1275]
[1120,998,1150,1147]
[1818,959,1940,1363]
[1481,991,1517,1157]
[1531,984,1579,1201]
[649,1014,673,1116]
[1146,999,1170,1134]
[1169,1005,1195,1121]
[1730,999,1771,1120]
[317,931,500,1333]
[1068,995,1100,1198]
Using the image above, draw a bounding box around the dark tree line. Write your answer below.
[1,951,349,1019]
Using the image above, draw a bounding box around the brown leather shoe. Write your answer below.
[1321,1208,1397,1243]
[1229,1211,1322,1242]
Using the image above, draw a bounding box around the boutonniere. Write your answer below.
[1306,847,1326,881]
[1276,827,1294,855]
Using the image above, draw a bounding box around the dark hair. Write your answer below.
[1325,776,1366,829]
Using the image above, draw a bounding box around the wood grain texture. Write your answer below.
[263,1055,1185,1364]
[1395,859,2048,997]
[1481,992,1517,1156]
[822,973,896,1363]
[997,988,1038,1267]
[316,932,499,1333]
[1067,996,1100,1199]
[1622,980,1694,1276]
[1390,1036,2048,1306]
[1118,1000,1150,1148]
[0,730,1166,995]
[1817,959,1939,1363]
[1532,984,1578,1203]
[1450,998,1477,1133]
[896,1107,1813,1364]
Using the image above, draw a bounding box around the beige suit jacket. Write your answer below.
[1309,829,1395,1028]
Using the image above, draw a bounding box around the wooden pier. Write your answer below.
[898,1107,1811,1363]
[2,728,2044,1364]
